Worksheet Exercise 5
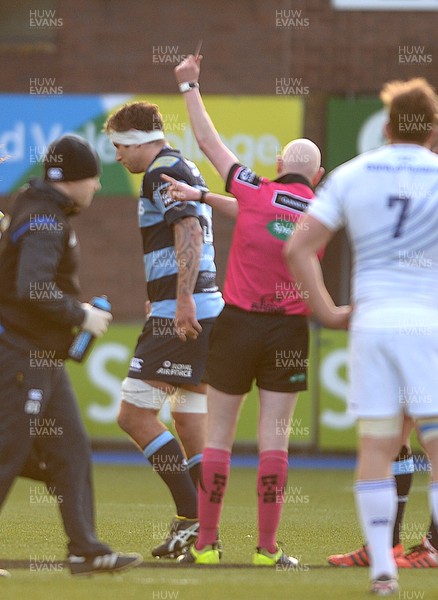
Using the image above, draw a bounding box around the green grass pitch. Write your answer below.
[0,465,436,599]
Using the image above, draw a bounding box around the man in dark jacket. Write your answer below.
[0,135,142,576]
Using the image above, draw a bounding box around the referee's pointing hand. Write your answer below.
[175,54,202,85]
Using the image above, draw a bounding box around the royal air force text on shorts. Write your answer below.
[3,123,279,170]
[156,361,193,378]
[398,46,432,64]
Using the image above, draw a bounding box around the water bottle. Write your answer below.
[68,295,111,362]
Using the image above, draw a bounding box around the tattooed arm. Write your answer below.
[173,216,203,341]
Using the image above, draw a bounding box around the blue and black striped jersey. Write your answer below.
[139,146,223,320]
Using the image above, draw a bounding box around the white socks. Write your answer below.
[355,478,397,579]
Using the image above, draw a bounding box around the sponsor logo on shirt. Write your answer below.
[272,192,310,214]
[158,184,178,209]
[267,219,296,241]
[147,156,179,172]
[235,167,261,188]
[156,361,193,378]
[251,293,286,313]
[289,373,306,383]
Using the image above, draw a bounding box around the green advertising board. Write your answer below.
[67,323,358,451]
[326,96,385,171]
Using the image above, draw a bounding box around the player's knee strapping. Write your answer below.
[417,417,438,443]
[121,377,168,410]
[170,389,207,414]
[358,414,403,438]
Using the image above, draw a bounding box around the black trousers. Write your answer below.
[0,340,111,557]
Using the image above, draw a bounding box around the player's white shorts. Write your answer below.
[349,328,438,419]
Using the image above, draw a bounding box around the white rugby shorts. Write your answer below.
[349,328,438,419]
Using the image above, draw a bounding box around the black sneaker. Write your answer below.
[152,517,199,559]
[68,552,142,576]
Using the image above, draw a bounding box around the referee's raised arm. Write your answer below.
[175,55,237,182]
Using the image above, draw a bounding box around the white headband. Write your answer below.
[109,129,165,145]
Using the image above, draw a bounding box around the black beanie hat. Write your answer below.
[44,135,100,182]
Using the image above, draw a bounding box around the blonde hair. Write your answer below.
[380,78,438,144]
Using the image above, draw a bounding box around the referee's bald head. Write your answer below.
[279,138,321,182]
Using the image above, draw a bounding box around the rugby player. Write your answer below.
[104,103,224,558]
[285,77,438,595]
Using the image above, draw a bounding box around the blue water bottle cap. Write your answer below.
[91,295,111,311]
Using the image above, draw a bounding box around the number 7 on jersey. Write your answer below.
[388,195,410,238]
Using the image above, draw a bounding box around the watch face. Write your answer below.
[179,82,198,93]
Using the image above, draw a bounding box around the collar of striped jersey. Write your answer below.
[109,129,165,145]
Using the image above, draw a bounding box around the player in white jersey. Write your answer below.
[285,77,438,596]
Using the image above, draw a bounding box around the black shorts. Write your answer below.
[205,305,309,394]
[127,317,215,386]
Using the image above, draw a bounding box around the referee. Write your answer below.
[173,54,324,566]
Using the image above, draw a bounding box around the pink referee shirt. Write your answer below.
[224,163,317,316]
